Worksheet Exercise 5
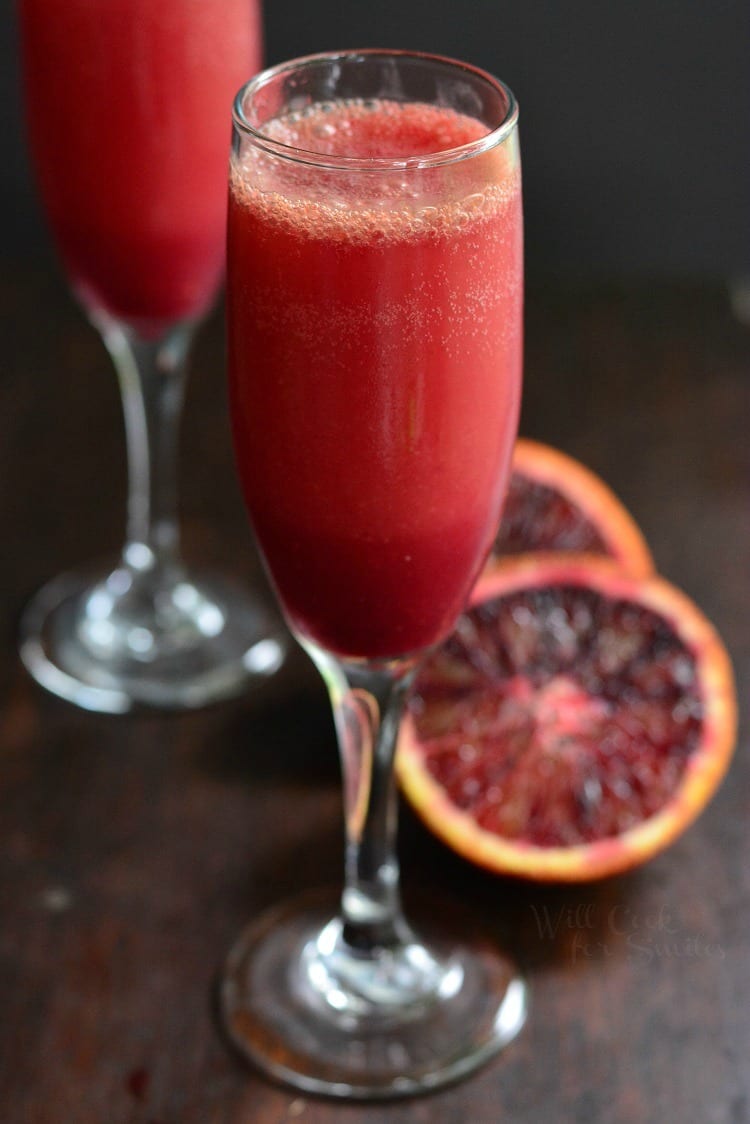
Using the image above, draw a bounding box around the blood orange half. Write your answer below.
[490,439,654,577]
[398,556,736,882]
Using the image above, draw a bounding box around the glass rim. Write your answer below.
[232,49,519,172]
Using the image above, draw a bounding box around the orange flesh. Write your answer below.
[398,557,736,881]
[489,439,654,578]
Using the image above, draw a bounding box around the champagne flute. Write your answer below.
[17,0,284,713]
[222,50,526,1097]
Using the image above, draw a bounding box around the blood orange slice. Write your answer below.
[398,556,736,882]
[490,439,654,577]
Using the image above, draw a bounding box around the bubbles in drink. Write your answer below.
[232,99,519,246]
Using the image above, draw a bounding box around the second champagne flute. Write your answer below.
[222,50,527,1098]
[17,0,284,712]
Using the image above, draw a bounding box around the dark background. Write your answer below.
[2,0,748,280]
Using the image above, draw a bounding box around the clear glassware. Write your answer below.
[222,50,527,1097]
[16,0,284,713]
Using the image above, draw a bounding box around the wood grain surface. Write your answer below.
[1,257,748,1124]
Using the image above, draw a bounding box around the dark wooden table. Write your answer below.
[2,257,748,1124]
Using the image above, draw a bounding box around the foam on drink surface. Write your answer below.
[231,99,520,244]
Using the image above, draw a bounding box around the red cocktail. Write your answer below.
[229,100,522,658]
[18,0,284,712]
[222,51,527,1099]
[22,0,261,334]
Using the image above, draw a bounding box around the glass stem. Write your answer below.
[99,317,195,574]
[310,646,418,952]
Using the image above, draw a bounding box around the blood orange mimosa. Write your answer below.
[229,100,523,658]
[222,52,527,1100]
[17,0,284,713]
[21,0,261,333]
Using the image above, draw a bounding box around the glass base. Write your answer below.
[221,890,528,1100]
[19,560,285,713]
